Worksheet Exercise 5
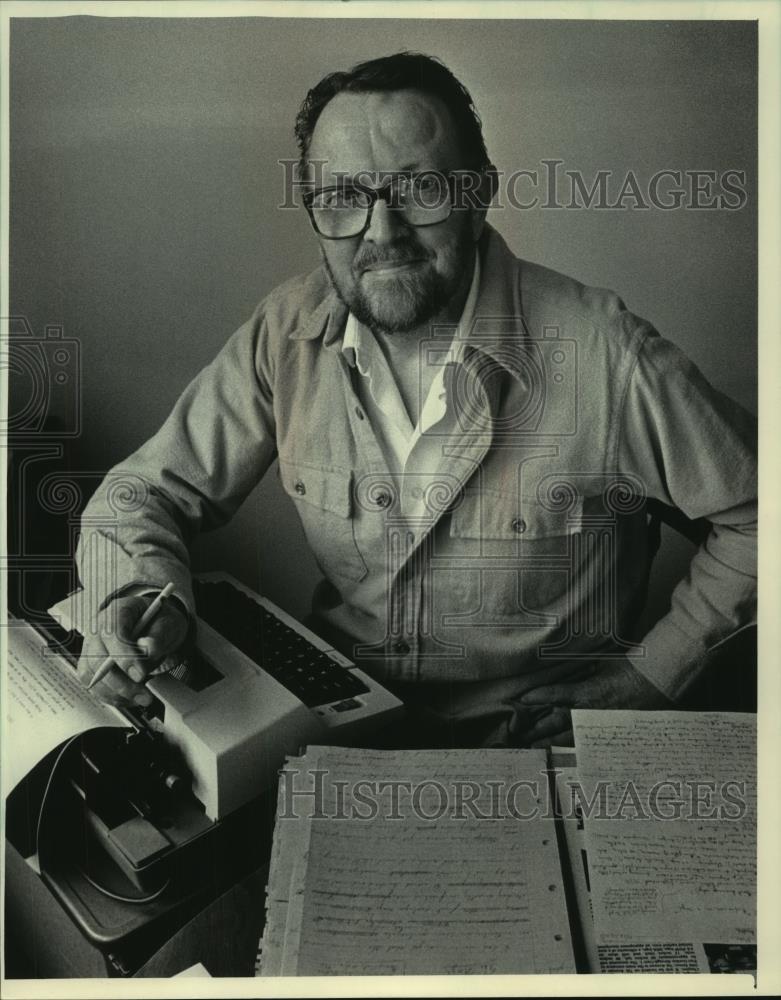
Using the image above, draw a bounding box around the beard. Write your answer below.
[322,226,474,336]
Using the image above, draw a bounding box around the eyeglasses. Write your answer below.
[303,171,463,240]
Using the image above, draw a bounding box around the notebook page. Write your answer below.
[572,710,756,947]
[267,745,575,976]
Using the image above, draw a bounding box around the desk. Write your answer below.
[4,625,757,978]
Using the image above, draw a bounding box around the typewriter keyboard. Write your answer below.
[192,578,369,708]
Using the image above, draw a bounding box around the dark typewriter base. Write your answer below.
[5,756,277,979]
[5,842,268,978]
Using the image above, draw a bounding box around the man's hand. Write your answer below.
[516,658,673,748]
[77,592,189,708]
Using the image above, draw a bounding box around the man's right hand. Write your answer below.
[77,592,190,709]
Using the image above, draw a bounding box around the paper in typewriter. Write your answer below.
[259,746,576,976]
[3,620,127,794]
[571,710,756,955]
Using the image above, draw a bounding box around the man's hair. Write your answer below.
[294,52,491,171]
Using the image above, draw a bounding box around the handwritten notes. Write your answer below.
[571,710,756,946]
[259,746,576,976]
[3,621,126,793]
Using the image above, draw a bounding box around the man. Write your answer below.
[75,53,756,748]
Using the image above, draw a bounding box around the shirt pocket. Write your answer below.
[279,459,368,584]
[449,487,584,546]
[446,487,585,616]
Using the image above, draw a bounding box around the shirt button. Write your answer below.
[355,407,365,420]
[375,491,392,509]
[511,517,527,534]
[294,480,306,496]
[392,640,410,656]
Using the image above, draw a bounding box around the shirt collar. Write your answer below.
[341,310,367,373]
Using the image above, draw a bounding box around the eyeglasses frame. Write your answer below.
[302,169,484,240]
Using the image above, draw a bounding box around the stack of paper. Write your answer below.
[258,745,576,976]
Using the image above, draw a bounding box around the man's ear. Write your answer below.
[468,164,498,241]
[470,208,488,242]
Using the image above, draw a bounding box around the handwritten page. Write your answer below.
[571,710,756,948]
[260,746,575,976]
[552,757,712,974]
[3,620,126,794]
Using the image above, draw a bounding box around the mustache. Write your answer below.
[354,240,431,272]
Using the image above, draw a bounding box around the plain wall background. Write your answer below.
[9,16,757,622]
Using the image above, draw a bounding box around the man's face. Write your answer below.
[306,89,482,335]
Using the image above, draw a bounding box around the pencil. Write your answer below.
[87,582,177,690]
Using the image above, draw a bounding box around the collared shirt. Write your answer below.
[339,256,481,630]
[77,226,757,734]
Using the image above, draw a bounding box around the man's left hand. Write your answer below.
[517,658,673,748]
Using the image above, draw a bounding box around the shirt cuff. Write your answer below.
[630,617,716,702]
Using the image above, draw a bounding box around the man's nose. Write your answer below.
[364,197,406,243]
